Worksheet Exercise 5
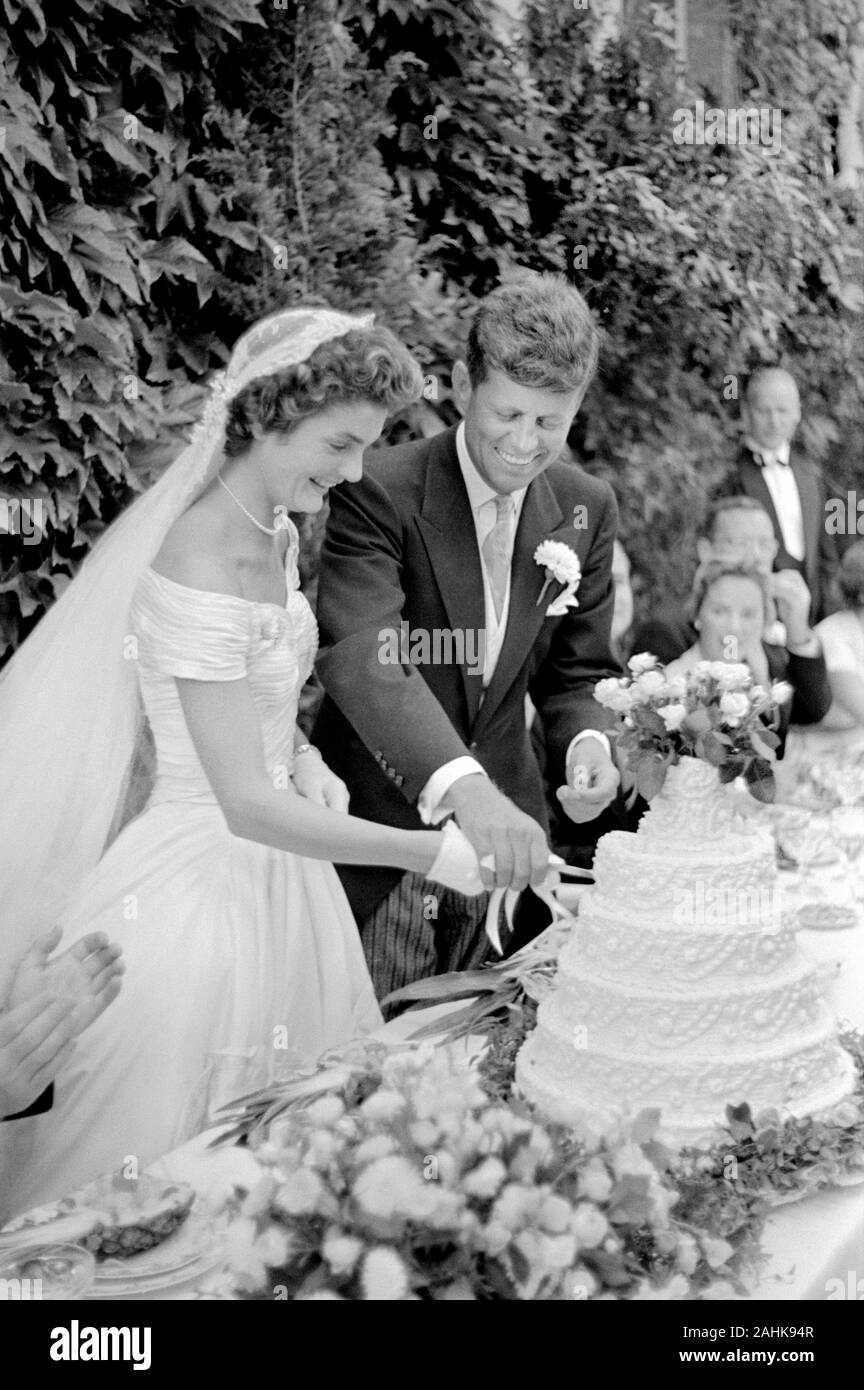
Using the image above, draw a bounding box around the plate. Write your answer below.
[0,1241,96,1300]
[86,1200,229,1298]
[0,1205,102,1252]
[793,902,860,932]
[0,1173,195,1260]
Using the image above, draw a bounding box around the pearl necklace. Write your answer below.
[217,473,287,537]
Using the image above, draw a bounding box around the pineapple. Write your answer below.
[81,1173,195,1259]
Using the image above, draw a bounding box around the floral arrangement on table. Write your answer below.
[210,1016,864,1301]
[213,1042,755,1301]
[594,653,792,803]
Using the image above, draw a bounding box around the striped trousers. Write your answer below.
[358,871,503,1020]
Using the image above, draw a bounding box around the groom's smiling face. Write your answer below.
[453,364,582,495]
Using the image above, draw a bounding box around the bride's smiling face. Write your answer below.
[248,400,388,514]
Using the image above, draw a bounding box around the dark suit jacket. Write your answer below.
[313,425,621,922]
[630,608,832,750]
[715,445,840,623]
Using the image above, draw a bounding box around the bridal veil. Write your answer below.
[0,307,373,972]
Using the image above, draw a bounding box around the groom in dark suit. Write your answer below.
[716,367,840,624]
[313,273,621,1005]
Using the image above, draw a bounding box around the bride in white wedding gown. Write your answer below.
[0,309,482,1218]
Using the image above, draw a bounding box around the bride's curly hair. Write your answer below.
[223,323,423,457]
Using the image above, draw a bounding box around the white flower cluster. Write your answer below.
[594,654,791,732]
[533,540,582,586]
[220,1044,731,1302]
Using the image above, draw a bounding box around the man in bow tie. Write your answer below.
[313,273,621,1006]
[718,367,840,623]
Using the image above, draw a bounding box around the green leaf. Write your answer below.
[608,1174,653,1224]
[0,382,37,404]
[749,727,778,761]
[700,730,728,766]
[635,753,667,801]
[726,1103,755,1141]
[405,992,511,1042]
[744,759,776,804]
[718,759,744,784]
[681,708,712,738]
[382,969,501,1005]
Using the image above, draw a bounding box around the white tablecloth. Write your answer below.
[753,919,864,1300]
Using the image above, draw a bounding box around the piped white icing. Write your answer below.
[517,758,855,1145]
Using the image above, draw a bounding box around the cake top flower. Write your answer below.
[594,660,785,803]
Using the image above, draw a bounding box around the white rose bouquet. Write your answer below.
[594,654,788,803]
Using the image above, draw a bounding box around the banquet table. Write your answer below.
[81,908,864,1302]
[5,864,864,1302]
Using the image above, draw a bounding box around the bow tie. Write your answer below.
[752,449,789,469]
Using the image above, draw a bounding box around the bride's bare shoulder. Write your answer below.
[151,499,236,594]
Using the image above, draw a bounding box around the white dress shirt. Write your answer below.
[417,423,610,824]
[747,438,806,562]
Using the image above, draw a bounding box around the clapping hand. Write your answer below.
[0,994,79,1118]
[6,925,125,1032]
[1,927,124,1116]
[557,736,620,825]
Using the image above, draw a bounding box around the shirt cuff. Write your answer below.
[567,730,612,765]
[786,636,821,659]
[418,757,488,825]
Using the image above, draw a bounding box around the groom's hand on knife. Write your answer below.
[557,736,620,824]
[444,775,551,892]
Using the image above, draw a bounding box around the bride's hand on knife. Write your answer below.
[177,676,536,886]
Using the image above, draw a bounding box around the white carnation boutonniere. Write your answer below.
[534,540,581,617]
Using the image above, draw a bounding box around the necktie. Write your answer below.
[482,494,516,623]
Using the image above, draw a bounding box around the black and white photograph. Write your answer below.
[1,0,864,1341]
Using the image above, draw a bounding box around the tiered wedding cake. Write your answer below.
[517,758,855,1145]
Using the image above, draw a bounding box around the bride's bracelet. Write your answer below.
[293,743,321,759]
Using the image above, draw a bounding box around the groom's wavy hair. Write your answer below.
[223,322,423,458]
[466,272,601,395]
